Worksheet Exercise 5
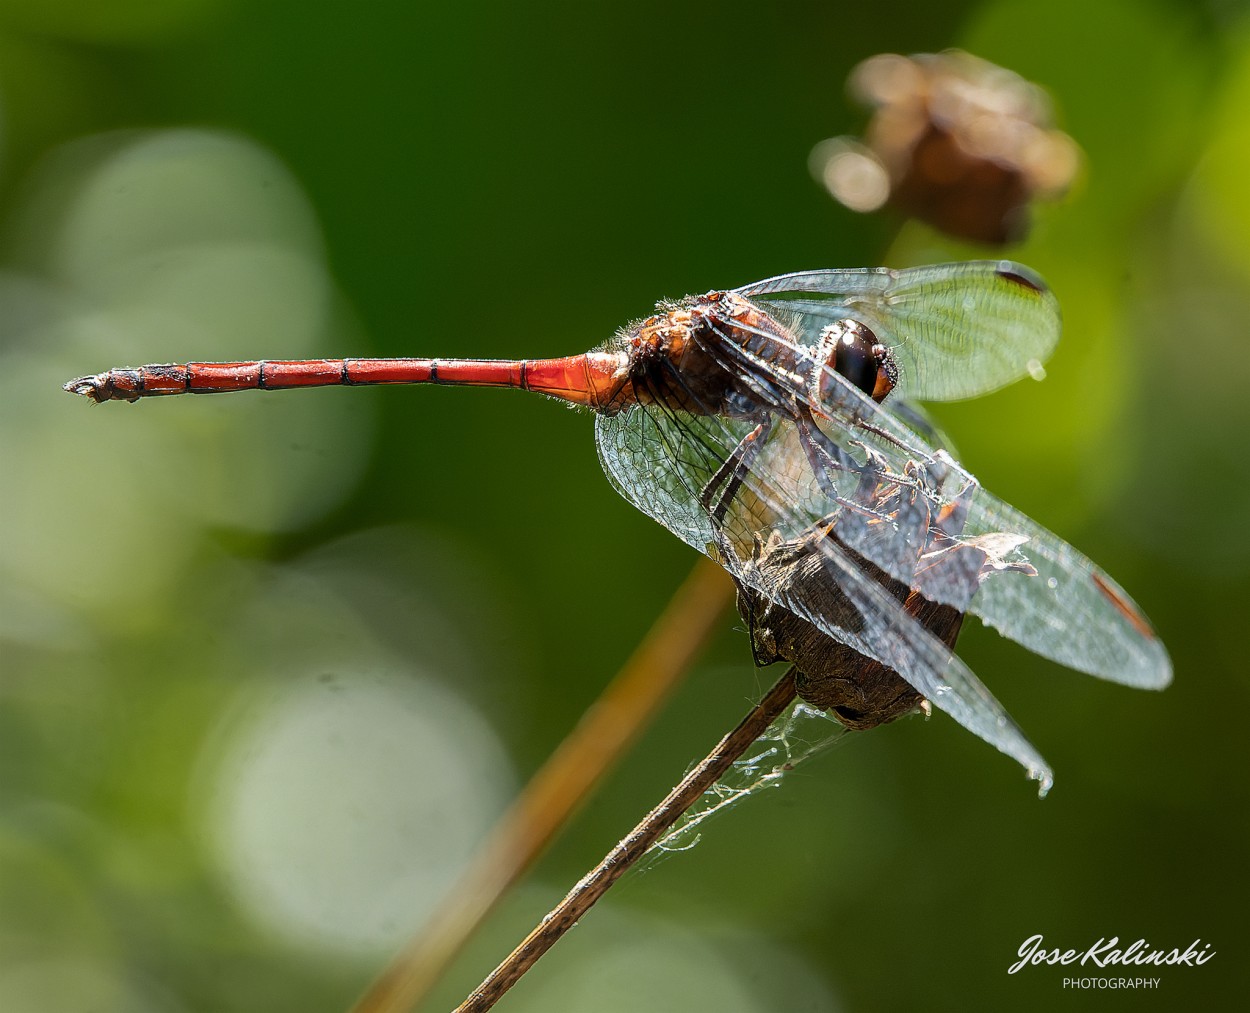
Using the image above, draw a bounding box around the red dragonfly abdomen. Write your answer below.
[64,352,634,411]
[64,291,816,418]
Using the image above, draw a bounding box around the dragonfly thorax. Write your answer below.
[623,292,805,418]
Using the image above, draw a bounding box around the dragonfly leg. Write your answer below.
[794,408,949,587]
[699,419,772,527]
[793,409,896,524]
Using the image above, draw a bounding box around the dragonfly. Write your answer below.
[65,260,1172,792]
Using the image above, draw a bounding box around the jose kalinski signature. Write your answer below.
[1009,933,1215,974]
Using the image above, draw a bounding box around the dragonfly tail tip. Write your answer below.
[63,374,112,404]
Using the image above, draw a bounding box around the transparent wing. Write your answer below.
[596,398,1055,791]
[687,300,1171,691]
[736,261,1061,402]
[788,385,1171,690]
[957,491,1172,688]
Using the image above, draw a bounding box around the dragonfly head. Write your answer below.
[815,319,898,404]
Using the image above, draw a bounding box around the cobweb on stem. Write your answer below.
[638,699,854,868]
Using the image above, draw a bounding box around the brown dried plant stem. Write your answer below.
[350,558,734,1013]
[453,667,800,1013]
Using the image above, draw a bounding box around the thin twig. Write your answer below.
[452,667,800,1013]
[350,558,734,1013]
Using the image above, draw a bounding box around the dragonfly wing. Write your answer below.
[595,402,1054,791]
[686,301,1170,692]
[789,366,1172,690]
[595,399,718,555]
[737,261,1061,402]
[959,490,1172,688]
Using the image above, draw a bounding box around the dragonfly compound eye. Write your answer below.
[818,320,897,403]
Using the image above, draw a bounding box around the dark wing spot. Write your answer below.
[1092,572,1156,641]
[994,263,1047,294]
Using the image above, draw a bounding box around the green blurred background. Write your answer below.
[1,0,1247,1010]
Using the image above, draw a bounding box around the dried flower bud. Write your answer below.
[812,50,1081,245]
